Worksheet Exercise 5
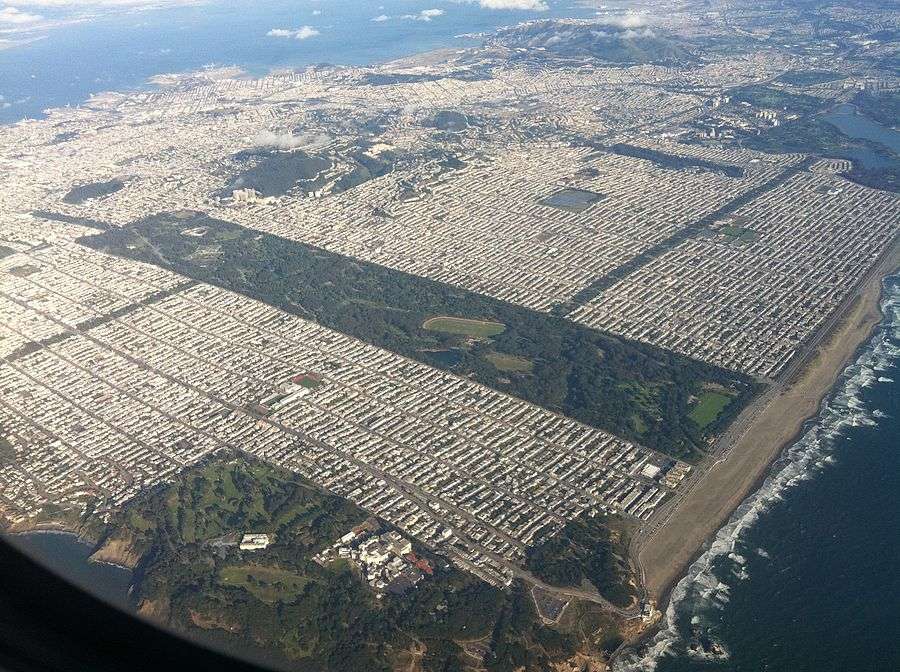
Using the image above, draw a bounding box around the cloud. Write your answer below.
[621,27,655,39]
[399,8,444,21]
[475,0,548,9]
[371,14,389,22]
[252,130,311,150]
[267,25,319,40]
[0,7,43,24]
[0,33,46,49]
[596,13,652,29]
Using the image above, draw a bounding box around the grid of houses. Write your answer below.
[1,37,897,588]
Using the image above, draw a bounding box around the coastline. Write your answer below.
[2,520,138,572]
[3,518,96,543]
[5,529,138,581]
[6,528,86,541]
[636,234,900,610]
[5,238,898,628]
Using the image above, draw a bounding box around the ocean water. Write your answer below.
[616,275,900,672]
[6,531,133,610]
[0,0,595,124]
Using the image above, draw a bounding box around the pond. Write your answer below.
[422,349,463,368]
[539,188,605,212]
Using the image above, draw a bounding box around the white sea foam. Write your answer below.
[613,276,900,672]
[687,642,730,661]
[731,566,749,581]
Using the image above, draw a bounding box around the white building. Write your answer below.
[239,533,271,551]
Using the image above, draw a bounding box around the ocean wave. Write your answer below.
[687,642,730,662]
[613,276,900,672]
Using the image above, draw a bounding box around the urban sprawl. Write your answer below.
[1,8,898,598]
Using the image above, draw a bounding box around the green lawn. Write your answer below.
[485,351,534,373]
[219,564,313,604]
[127,510,154,532]
[292,373,323,390]
[422,316,506,338]
[631,414,647,434]
[776,70,844,86]
[272,499,315,528]
[720,226,759,243]
[689,391,733,429]
[161,461,291,543]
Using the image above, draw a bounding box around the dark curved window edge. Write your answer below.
[0,537,273,672]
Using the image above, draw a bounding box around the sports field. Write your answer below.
[688,391,733,428]
[485,351,534,373]
[422,316,506,338]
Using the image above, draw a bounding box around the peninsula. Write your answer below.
[2,1,899,670]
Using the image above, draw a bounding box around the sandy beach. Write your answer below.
[636,236,900,604]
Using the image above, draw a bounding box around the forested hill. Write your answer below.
[97,454,625,672]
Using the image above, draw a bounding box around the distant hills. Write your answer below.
[492,20,698,65]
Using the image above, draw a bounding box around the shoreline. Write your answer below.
[2,522,137,573]
[4,528,135,574]
[2,518,94,542]
[6,528,88,542]
[634,236,900,615]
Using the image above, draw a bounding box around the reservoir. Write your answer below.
[822,104,900,169]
